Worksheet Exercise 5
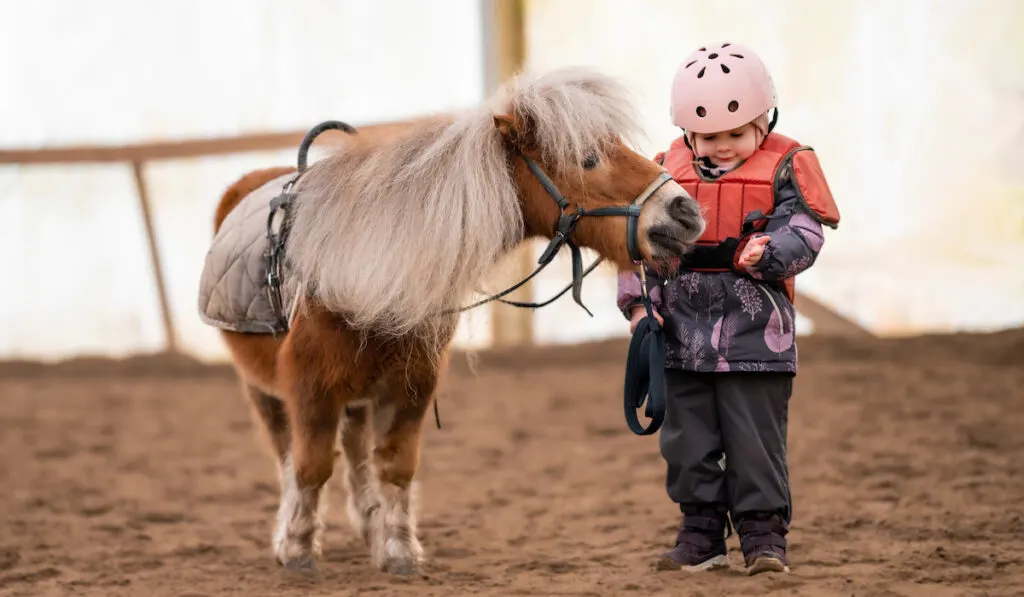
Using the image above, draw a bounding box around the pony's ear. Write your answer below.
[493,113,519,142]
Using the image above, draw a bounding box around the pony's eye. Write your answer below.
[582,151,600,170]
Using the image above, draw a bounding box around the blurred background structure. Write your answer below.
[2,0,1022,363]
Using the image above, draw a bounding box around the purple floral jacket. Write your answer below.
[617,175,825,374]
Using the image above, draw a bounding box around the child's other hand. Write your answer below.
[738,234,771,270]
[629,306,663,333]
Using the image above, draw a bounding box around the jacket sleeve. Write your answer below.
[616,267,665,319]
[736,178,826,281]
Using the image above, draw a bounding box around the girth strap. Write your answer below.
[264,120,358,330]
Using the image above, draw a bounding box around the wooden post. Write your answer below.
[131,160,178,353]
[482,0,535,347]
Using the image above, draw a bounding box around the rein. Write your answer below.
[267,120,670,436]
[450,154,671,437]
[448,156,672,317]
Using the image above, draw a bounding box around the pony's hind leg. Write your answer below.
[242,383,333,570]
[273,371,344,570]
[274,450,334,570]
[366,361,440,575]
[339,403,381,546]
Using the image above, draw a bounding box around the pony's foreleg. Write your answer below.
[367,371,437,575]
[273,377,344,570]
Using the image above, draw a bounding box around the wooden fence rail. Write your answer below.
[0,123,397,354]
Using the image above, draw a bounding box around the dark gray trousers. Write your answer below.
[659,370,792,523]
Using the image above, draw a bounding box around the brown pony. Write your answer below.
[209,68,705,575]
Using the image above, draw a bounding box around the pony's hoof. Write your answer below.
[382,556,419,576]
[279,553,318,572]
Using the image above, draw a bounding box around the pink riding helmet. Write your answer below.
[670,42,777,134]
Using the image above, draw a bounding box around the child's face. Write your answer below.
[693,123,759,168]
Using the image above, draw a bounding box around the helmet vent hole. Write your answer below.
[685,60,697,68]
[721,64,730,74]
[698,47,707,51]
[728,100,739,113]
[722,43,732,47]
[697,67,706,78]
[708,53,719,59]
[730,53,744,59]
[696,106,707,118]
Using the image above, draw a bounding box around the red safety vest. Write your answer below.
[654,132,840,302]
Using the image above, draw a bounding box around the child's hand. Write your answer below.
[629,306,663,333]
[738,234,771,270]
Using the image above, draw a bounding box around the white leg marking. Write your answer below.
[273,455,326,568]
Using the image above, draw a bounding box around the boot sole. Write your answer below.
[680,554,730,573]
[746,555,790,575]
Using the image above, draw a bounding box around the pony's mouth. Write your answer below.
[647,224,694,258]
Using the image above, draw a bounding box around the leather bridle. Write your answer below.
[450,154,672,317]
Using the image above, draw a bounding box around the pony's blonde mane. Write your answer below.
[286,67,645,344]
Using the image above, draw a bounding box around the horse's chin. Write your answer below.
[646,255,681,278]
[644,228,696,267]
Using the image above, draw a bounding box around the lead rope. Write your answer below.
[622,265,667,435]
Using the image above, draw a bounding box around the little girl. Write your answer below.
[617,42,840,575]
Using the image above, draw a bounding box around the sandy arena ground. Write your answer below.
[1,329,1022,596]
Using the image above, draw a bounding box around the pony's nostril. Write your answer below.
[670,195,700,220]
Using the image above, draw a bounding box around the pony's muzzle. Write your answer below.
[636,179,705,262]
[669,194,705,244]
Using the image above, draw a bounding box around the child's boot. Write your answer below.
[737,513,790,575]
[657,508,730,572]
